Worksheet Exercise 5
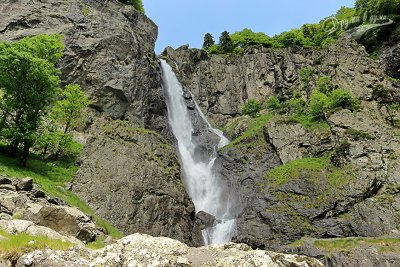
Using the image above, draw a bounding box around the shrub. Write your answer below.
[288,96,306,114]
[242,99,262,117]
[309,91,329,117]
[266,96,281,110]
[316,76,334,94]
[329,89,360,111]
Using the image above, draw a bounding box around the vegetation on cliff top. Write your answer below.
[203,0,399,55]
[118,0,145,14]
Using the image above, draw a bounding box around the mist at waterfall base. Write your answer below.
[160,60,237,245]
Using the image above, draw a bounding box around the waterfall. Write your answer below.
[160,59,237,245]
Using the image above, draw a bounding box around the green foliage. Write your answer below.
[0,34,64,166]
[202,33,215,50]
[299,67,314,89]
[0,230,73,259]
[265,96,281,110]
[329,89,360,111]
[314,237,400,253]
[355,0,400,15]
[226,112,274,148]
[316,76,334,94]
[219,31,234,54]
[309,91,330,117]
[266,157,329,186]
[205,44,220,55]
[287,114,330,133]
[242,99,262,117]
[118,0,145,14]
[230,28,274,49]
[288,93,307,114]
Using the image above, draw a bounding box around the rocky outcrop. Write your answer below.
[71,119,198,245]
[13,233,324,267]
[0,176,102,243]
[0,219,83,246]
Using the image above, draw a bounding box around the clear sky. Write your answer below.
[142,0,356,54]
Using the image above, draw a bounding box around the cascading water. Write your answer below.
[160,59,236,245]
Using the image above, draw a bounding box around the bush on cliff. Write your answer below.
[242,99,262,118]
[118,0,145,14]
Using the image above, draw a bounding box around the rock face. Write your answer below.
[165,37,400,261]
[71,120,197,245]
[14,233,324,267]
[162,38,385,127]
[0,0,197,243]
[0,176,101,243]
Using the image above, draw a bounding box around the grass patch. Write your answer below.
[286,114,330,133]
[225,112,274,148]
[314,237,400,253]
[86,237,107,250]
[0,152,123,239]
[0,230,73,260]
[266,157,330,187]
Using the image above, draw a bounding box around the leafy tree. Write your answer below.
[219,31,233,53]
[50,84,89,160]
[202,33,215,50]
[309,91,330,118]
[231,28,274,49]
[206,44,220,55]
[0,34,64,166]
[242,99,262,117]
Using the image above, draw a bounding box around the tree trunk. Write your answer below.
[19,141,30,167]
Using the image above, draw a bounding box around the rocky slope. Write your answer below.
[163,37,400,263]
[0,0,198,244]
[0,232,323,267]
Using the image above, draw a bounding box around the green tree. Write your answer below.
[202,33,215,50]
[242,99,262,117]
[50,84,89,160]
[309,91,329,118]
[230,28,273,49]
[219,31,233,53]
[0,34,64,166]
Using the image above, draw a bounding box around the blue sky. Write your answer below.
[142,0,356,54]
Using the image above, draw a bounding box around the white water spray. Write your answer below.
[160,60,236,245]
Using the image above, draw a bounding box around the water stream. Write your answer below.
[160,59,236,245]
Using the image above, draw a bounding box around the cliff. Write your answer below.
[163,37,400,265]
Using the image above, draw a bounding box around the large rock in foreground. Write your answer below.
[15,233,324,267]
